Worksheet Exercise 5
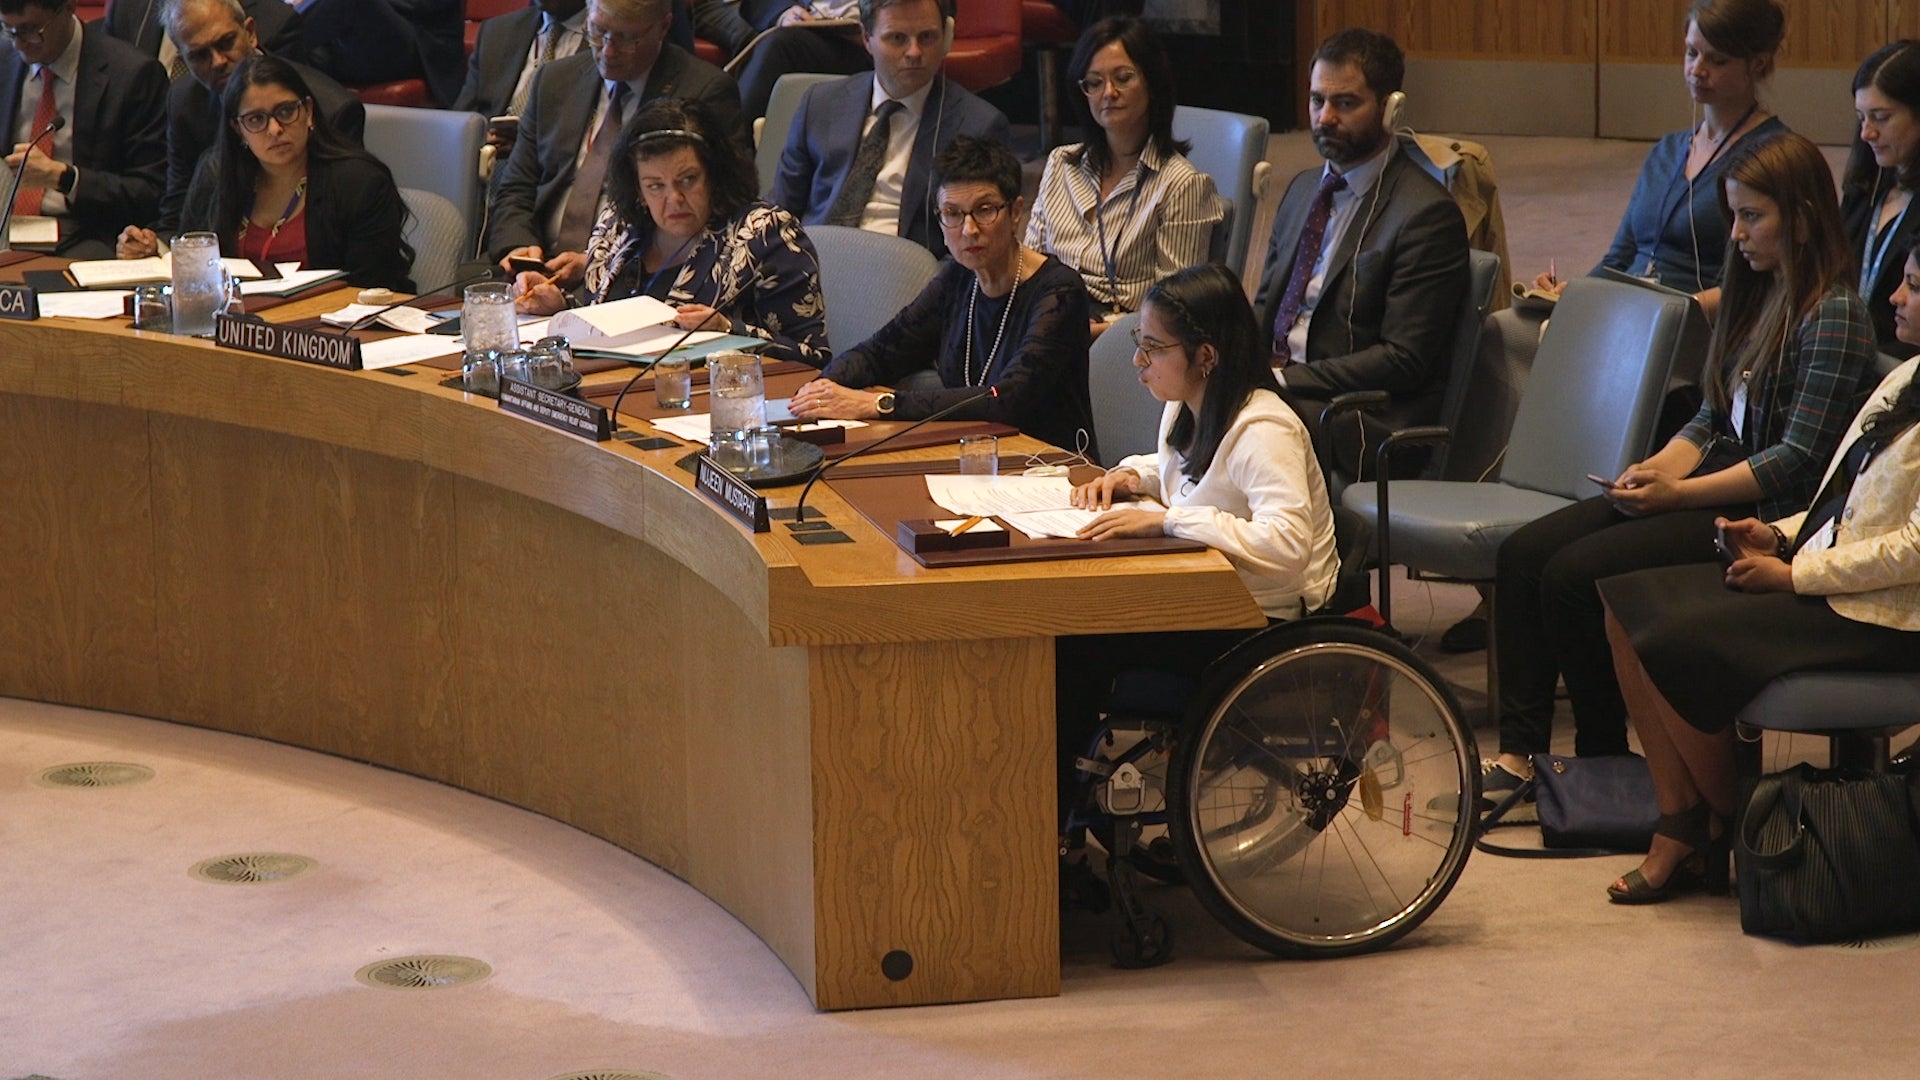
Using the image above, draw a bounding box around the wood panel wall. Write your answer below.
[1310,0,1902,68]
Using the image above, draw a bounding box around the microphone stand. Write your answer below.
[0,116,67,253]
[791,385,998,523]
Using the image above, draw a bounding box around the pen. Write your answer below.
[1549,258,1557,285]
[947,515,985,537]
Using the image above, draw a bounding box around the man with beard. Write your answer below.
[1253,27,1468,480]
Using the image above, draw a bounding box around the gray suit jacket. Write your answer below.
[1253,147,1469,467]
[769,72,1008,257]
[486,46,747,259]
[0,22,169,252]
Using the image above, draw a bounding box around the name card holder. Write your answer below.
[498,376,612,442]
[214,312,362,370]
[694,453,771,532]
[0,282,38,321]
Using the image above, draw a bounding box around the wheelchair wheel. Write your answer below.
[1166,619,1477,959]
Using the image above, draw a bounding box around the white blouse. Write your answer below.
[1118,389,1340,619]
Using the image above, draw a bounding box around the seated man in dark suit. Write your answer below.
[1254,27,1469,480]
[769,0,1006,259]
[2,0,167,258]
[100,0,301,68]
[487,0,747,290]
[114,0,359,253]
[454,0,587,179]
[295,0,464,108]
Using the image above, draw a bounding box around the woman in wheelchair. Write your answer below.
[1055,263,1338,815]
[1596,252,1920,904]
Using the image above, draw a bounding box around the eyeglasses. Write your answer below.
[587,24,654,49]
[1128,327,1182,362]
[233,98,308,134]
[0,2,67,43]
[936,203,1008,229]
[1078,68,1141,97]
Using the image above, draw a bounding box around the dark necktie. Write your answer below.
[827,98,904,227]
[1271,170,1348,365]
[556,82,626,253]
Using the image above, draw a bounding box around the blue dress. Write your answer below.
[1598,116,1787,293]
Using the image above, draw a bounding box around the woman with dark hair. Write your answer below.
[1053,263,1339,817]
[1484,131,1877,803]
[1025,16,1222,334]
[1531,0,1786,301]
[790,135,1097,454]
[1596,252,1920,903]
[122,53,414,291]
[1843,40,1920,358]
[512,97,830,367]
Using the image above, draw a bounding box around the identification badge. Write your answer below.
[1802,517,1837,554]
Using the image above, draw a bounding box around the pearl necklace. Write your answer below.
[963,249,1023,388]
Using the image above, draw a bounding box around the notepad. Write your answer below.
[68,255,265,289]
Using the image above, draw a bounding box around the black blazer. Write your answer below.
[1841,182,1920,361]
[486,46,747,258]
[156,55,363,236]
[769,72,1009,257]
[100,0,306,64]
[182,151,414,292]
[0,22,169,253]
[1253,148,1470,463]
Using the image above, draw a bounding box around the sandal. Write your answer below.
[1606,803,1728,904]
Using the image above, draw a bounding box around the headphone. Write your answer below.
[1381,90,1407,132]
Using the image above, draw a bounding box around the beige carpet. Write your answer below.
[8,134,1920,1080]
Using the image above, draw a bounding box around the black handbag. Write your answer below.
[1476,753,1658,858]
[1736,763,1920,942]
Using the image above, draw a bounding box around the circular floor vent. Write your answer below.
[1821,931,1920,954]
[189,853,317,885]
[354,955,493,990]
[34,762,155,788]
[546,1072,674,1080]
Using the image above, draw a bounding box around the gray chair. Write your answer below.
[1087,311,1161,467]
[399,187,467,294]
[1342,276,1707,625]
[806,224,939,355]
[756,72,840,198]
[1736,674,1920,772]
[1172,104,1271,275]
[362,104,486,256]
[1429,248,1504,480]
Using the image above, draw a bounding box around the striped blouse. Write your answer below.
[1023,139,1225,316]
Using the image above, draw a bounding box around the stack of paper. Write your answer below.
[546,294,678,347]
[924,475,1102,539]
[68,255,266,289]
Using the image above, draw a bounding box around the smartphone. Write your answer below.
[505,255,547,277]
[1586,473,1618,489]
[1714,521,1738,569]
[487,114,519,135]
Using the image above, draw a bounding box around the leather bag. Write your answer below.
[1736,763,1920,942]
[1476,753,1658,858]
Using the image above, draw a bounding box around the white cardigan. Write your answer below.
[1118,389,1341,620]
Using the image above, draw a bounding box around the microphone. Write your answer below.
[792,385,998,523]
[0,115,67,253]
[346,265,497,331]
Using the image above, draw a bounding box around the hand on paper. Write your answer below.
[1069,467,1139,511]
[673,303,732,333]
[510,270,567,314]
[1076,508,1166,541]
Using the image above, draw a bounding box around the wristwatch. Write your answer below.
[55,165,76,195]
[874,391,896,416]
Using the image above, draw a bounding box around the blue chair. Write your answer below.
[1086,311,1161,468]
[1172,104,1270,276]
[362,105,486,258]
[756,73,840,198]
[805,224,939,354]
[1736,674,1920,772]
[398,188,468,295]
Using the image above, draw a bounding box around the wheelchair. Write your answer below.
[1061,507,1480,967]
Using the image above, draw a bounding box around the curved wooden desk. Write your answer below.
[0,300,1262,1009]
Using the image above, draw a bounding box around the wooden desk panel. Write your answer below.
[0,301,1263,1009]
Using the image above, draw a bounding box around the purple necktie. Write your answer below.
[1271,170,1348,365]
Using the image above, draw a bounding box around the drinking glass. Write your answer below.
[958,435,999,475]
[707,351,766,436]
[169,231,224,336]
[653,354,692,409]
[462,282,518,362]
[131,283,171,330]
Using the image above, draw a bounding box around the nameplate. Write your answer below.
[498,376,612,442]
[694,454,771,533]
[214,312,362,370]
[0,282,38,321]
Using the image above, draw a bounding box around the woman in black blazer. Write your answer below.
[155,54,414,291]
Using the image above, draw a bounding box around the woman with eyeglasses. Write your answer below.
[1052,263,1339,823]
[1025,16,1222,336]
[511,96,829,367]
[115,54,413,291]
[791,136,1097,454]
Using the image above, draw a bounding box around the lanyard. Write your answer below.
[1090,157,1145,306]
[1862,190,1911,298]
